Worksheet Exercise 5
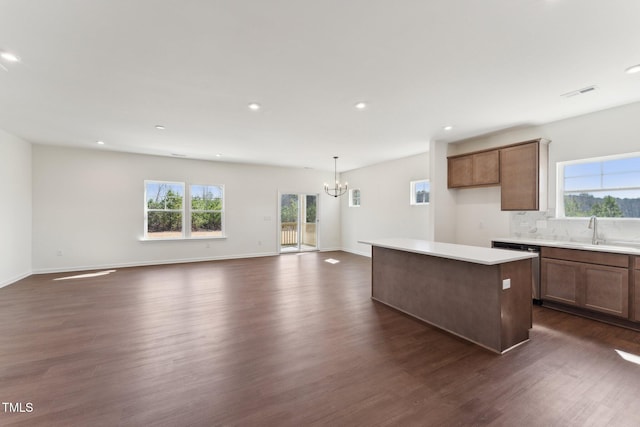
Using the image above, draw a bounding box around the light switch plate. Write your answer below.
[502,278,511,290]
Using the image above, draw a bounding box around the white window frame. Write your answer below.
[557,152,640,219]
[349,188,361,207]
[144,180,186,239]
[410,179,430,205]
[143,180,226,240]
[189,184,225,238]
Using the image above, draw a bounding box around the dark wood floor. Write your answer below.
[2,251,640,426]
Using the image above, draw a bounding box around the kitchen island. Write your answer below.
[359,238,538,354]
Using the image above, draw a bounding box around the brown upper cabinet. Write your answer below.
[447,149,500,188]
[447,138,549,211]
[500,139,549,211]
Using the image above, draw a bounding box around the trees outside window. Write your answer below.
[410,180,430,205]
[145,182,184,239]
[560,154,640,218]
[145,181,224,239]
[191,185,224,237]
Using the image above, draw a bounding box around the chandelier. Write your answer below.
[324,156,348,197]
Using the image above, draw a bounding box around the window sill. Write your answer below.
[139,236,227,242]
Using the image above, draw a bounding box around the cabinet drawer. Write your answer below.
[541,247,629,268]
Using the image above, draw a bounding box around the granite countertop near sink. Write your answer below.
[492,237,640,256]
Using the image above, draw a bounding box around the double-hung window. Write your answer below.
[410,180,430,205]
[145,181,185,239]
[144,181,225,239]
[190,184,224,237]
[558,153,640,218]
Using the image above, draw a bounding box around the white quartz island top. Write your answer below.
[359,238,538,266]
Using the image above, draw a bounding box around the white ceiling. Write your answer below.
[1,0,640,172]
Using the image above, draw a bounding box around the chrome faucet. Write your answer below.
[588,215,599,245]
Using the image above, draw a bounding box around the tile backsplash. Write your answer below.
[510,211,640,247]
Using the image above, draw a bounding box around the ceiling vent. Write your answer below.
[561,85,598,98]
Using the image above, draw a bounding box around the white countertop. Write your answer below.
[492,237,640,256]
[358,238,538,266]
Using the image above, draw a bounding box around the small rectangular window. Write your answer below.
[559,153,640,218]
[349,189,361,207]
[410,180,430,205]
[145,181,185,239]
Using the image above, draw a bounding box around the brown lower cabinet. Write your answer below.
[541,247,629,319]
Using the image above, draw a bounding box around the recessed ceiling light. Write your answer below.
[444,125,453,131]
[625,64,640,74]
[248,103,261,111]
[96,140,105,145]
[354,102,367,110]
[0,51,20,62]
[155,125,165,130]
[216,153,222,157]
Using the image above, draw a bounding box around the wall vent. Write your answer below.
[561,85,598,98]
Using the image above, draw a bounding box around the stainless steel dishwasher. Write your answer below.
[492,240,541,304]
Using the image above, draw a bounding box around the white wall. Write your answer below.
[0,129,32,287]
[430,140,456,243]
[340,152,430,256]
[438,101,640,247]
[32,145,341,272]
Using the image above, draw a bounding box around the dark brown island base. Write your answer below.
[360,238,538,354]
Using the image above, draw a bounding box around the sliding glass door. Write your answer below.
[279,193,318,253]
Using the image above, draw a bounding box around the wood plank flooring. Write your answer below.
[1,251,640,426]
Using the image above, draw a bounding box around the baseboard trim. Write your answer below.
[32,252,279,275]
[319,247,343,253]
[0,271,32,288]
[341,247,371,258]
[31,248,369,276]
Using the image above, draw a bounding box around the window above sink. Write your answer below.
[557,152,640,219]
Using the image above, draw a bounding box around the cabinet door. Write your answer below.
[500,142,539,210]
[541,258,581,306]
[473,150,500,185]
[583,265,629,318]
[634,270,640,322]
[448,155,473,188]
